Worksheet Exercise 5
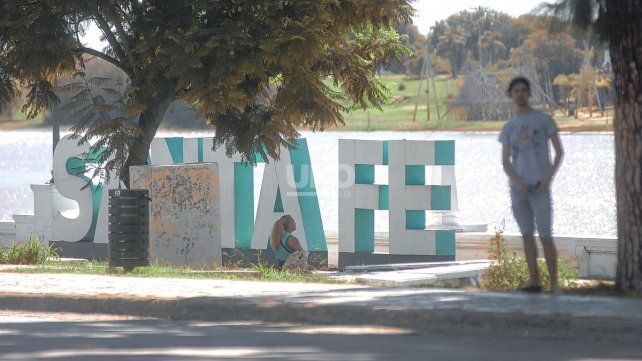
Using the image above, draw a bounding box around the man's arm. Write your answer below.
[502,142,528,196]
[538,133,564,191]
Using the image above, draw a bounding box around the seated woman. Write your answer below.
[269,214,304,270]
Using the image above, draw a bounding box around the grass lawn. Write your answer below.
[329,74,460,131]
[1,260,347,284]
[331,74,614,132]
[0,240,344,283]
[0,116,45,130]
[0,105,48,129]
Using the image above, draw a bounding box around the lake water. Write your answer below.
[0,129,616,237]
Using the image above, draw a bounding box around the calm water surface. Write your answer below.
[0,130,615,237]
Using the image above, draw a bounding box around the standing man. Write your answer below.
[499,77,564,293]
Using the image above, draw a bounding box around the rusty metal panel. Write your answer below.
[130,163,221,268]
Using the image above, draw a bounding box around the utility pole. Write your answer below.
[428,54,441,122]
[412,49,427,123]
[49,75,60,184]
[425,46,430,122]
[423,48,442,123]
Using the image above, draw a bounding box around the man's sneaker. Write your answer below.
[519,284,542,293]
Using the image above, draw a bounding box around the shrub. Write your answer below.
[0,239,59,265]
[482,230,578,291]
[397,82,406,91]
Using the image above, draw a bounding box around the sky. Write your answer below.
[82,1,556,49]
[411,0,555,34]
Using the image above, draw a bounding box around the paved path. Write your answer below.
[1,272,641,342]
[2,311,642,361]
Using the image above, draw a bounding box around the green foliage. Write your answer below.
[435,26,467,77]
[554,69,612,111]
[0,239,60,265]
[510,29,583,79]
[428,6,610,79]
[482,230,578,291]
[431,7,516,75]
[0,1,413,180]
[251,263,306,282]
[387,23,425,75]
[479,30,506,67]
[56,71,140,185]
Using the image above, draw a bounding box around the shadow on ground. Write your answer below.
[0,311,641,361]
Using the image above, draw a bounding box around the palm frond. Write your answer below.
[55,71,139,185]
[102,87,121,97]
[92,95,106,105]
[70,88,92,102]
[21,80,60,119]
[55,81,86,94]
[59,97,92,113]
[71,104,93,118]
[87,77,110,87]
[0,70,19,112]
[534,0,603,33]
[94,103,115,112]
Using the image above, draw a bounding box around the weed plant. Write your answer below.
[482,228,578,291]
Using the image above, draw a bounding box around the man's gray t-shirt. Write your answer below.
[498,109,559,185]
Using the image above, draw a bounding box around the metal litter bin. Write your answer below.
[108,189,150,271]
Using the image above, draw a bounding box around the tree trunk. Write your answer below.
[610,0,642,294]
[119,93,173,186]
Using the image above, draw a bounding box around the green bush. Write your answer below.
[482,230,578,291]
[0,239,59,265]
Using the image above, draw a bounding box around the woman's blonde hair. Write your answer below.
[270,215,293,251]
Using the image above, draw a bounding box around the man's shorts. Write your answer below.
[510,185,553,237]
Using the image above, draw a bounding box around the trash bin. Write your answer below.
[108,189,150,271]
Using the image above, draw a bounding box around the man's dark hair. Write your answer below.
[507,76,531,93]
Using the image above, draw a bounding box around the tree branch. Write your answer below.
[75,47,132,77]
[102,4,134,60]
[93,12,128,64]
[113,20,132,56]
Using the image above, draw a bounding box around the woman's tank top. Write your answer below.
[275,232,295,262]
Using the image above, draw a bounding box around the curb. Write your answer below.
[1,293,640,342]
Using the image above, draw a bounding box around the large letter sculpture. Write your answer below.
[338,139,455,268]
[52,135,326,263]
[148,137,326,255]
[52,135,121,243]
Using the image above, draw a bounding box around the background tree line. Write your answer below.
[391,6,609,83]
